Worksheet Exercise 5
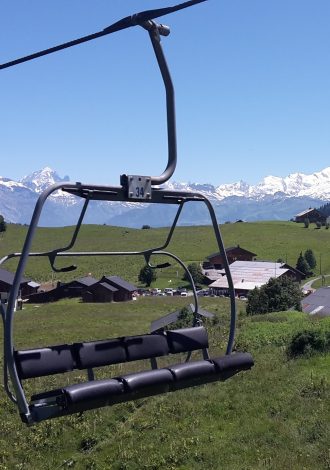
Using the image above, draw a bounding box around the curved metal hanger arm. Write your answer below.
[48,196,90,272]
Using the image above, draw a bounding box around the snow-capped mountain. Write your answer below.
[0,166,329,227]
[20,167,70,194]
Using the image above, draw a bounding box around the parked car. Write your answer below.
[151,288,162,295]
[164,288,174,295]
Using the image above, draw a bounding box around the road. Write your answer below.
[302,274,330,292]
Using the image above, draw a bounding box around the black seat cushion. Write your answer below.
[15,345,75,379]
[120,369,174,392]
[124,333,169,361]
[212,353,254,378]
[74,338,127,369]
[166,326,209,354]
[62,379,124,409]
[168,360,215,381]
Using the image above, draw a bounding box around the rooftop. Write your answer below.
[209,260,290,291]
[0,268,30,286]
[102,275,137,292]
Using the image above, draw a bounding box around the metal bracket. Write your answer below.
[127,175,152,200]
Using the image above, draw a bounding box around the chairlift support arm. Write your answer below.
[0,0,207,186]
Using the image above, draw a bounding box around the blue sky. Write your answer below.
[1,0,329,186]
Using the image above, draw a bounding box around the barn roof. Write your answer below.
[99,282,118,292]
[207,246,257,260]
[102,276,137,292]
[209,260,290,291]
[76,276,98,287]
[295,208,321,217]
[301,287,330,315]
[0,268,29,286]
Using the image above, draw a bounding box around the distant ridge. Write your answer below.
[0,167,328,227]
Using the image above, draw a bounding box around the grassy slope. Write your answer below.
[0,222,330,468]
[0,298,329,469]
[0,221,329,285]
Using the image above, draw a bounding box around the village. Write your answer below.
[0,241,320,312]
[2,206,330,315]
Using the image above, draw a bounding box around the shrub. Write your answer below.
[182,263,205,285]
[167,306,194,330]
[246,276,302,315]
[287,330,330,358]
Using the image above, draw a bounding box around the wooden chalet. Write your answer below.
[294,208,326,224]
[0,268,39,298]
[27,276,98,303]
[99,276,137,302]
[204,245,257,270]
[61,276,98,298]
[82,282,118,303]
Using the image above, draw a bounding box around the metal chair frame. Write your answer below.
[0,1,240,425]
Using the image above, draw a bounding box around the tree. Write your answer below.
[182,263,205,285]
[296,252,310,275]
[141,225,151,230]
[304,249,316,270]
[246,276,302,315]
[316,221,322,229]
[138,265,157,287]
[167,307,194,330]
[246,288,269,315]
[0,215,6,233]
[304,218,310,228]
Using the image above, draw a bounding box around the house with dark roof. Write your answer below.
[100,275,137,302]
[82,282,118,303]
[0,268,39,298]
[61,276,98,298]
[294,208,326,224]
[27,274,137,304]
[27,276,98,303]
[204,246,257,270]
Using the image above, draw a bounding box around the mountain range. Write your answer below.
[0,167,329,227]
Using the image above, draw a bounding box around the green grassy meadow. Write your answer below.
[0,298,329,469]
[0,222,329,469]
[0,220,329,286]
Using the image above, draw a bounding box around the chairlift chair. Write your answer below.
[0,0,254,425]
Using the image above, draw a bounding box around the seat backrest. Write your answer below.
[14,345,75,380]
[14,327,209,380]
[166,326,209,353]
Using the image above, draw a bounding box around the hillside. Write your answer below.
[0,221,329,285]
[0,222,330,467]
[0,298,329,469]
